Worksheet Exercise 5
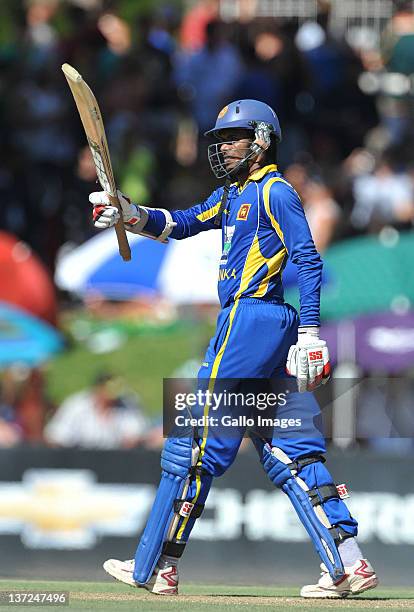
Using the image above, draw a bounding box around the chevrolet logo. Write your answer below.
[0,469,155,549]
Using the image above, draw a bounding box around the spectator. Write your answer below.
[285,162,341,252]
[0,419,20,447]
[15,367,53,444]
[22,0,60,72]
[350,156,414,232]
[179,0,219,52]
[0,372,22,447]
[0,367,52,447]
[295,18,377,163]
[377,1,414,144]
[0,1,406,268]
[175,20,243,132]
[44,372,148,449]
[382,0,414,75]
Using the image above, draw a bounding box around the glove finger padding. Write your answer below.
[89,191,111,206]
[89,189,140,226]
[287,330,332,393]
[307,346,323,378]
[286,345,297,376]
[93,204,120,228]
[307,346,330,391]
[297,348,309,393]
[321,345,331,384]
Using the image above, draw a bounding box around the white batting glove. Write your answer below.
[89,190,141,229]
[286,326,331,393]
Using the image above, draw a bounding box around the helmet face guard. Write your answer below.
[207,139,256,179]
[205,100,281,179]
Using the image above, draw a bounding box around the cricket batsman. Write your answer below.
[90,100,378,598]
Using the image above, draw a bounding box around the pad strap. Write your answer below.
[133,436,195,584]
[291,463,351,545]
[162,540,186,558]
[261,445,345,580]
[308,484,340,507]
[190,465,210,478]
[329,525,354,543]
[288,455,326,474]
[173,500,205,519]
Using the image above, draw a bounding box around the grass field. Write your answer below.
[46,316,214,411]
[0,581,413,612]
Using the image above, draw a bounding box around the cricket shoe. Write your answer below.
[300,559,378,598]
[103,558,178,595]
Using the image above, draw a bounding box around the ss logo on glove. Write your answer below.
[286,329,331,393]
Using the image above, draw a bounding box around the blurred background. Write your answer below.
[0,0,413,586]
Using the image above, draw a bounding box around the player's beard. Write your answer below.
[223,150,254,180]
[208,142,253,179]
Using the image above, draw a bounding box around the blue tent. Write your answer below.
[0,302,63,367]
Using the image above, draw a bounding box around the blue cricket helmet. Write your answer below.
[205,99,282,142]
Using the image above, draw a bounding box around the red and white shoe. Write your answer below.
[300,559,378,599]
[103,558,178,595]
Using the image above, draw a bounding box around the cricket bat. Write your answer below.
[61,63,131,261]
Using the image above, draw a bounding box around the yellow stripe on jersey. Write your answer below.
[176,300,240,540]
[253,246,287,297]
[234,234,267,299]
[262,177,292,246]
[196,202,222,222]
[234,176,291,300]
[233,234,287,300]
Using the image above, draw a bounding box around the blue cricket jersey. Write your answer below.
[143,164,323,326]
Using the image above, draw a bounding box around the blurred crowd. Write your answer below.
[0,363,412,451]
[0,0,414,451]
[0,0,414,271]
[0,366,165,449]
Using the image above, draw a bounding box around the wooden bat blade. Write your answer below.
[62,63,100,139]
[62,63,131,261]
[62,63,116,195]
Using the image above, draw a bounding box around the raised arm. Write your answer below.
[90,186,224,242]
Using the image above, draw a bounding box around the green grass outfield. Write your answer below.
[0,581,413,612]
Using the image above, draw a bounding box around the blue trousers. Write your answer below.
[172,298,357,542]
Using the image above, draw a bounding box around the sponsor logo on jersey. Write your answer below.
[220,225,235,264]
[218,268,237,281]
[236,203,251,221]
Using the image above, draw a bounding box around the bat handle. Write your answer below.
[108,194,132,261]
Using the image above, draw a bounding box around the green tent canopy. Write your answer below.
[284,231,414,321]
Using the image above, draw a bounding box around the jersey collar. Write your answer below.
[236,164,278,191]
